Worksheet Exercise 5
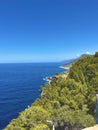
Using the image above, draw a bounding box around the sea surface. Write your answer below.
[0,63,65,130]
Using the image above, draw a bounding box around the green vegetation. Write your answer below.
[4,52,98,130]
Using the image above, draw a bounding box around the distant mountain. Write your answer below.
[60,58,76,64]
[62,53,92,68]
[78,54,92,59]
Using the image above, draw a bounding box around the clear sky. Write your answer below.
[0,0,98,63]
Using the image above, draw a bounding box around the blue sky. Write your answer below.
[0,0,98,62]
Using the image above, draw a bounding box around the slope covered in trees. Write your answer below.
[4,52,98,130]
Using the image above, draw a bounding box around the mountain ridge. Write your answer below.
[62,53,92,68]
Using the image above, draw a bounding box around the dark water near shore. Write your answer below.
[0,63,65,130]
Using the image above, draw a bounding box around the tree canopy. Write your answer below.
[4,52,98,130]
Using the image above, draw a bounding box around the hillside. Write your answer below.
[4,52,98,130]
[62,54,91,69]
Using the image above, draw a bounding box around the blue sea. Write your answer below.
[0,63,65,130]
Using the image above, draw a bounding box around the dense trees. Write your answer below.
[4,52,98,130]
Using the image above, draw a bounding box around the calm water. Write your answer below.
[0,63,65,130]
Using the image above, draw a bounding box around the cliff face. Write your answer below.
[4,52,98,130]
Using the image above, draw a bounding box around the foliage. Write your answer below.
[4,52,98,130]
[30,124,50,130]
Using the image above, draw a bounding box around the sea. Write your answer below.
[0,62,66,130]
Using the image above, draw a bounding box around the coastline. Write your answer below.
[2,63,64,130]
[59,65,70,70]
[43,66,69,83]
